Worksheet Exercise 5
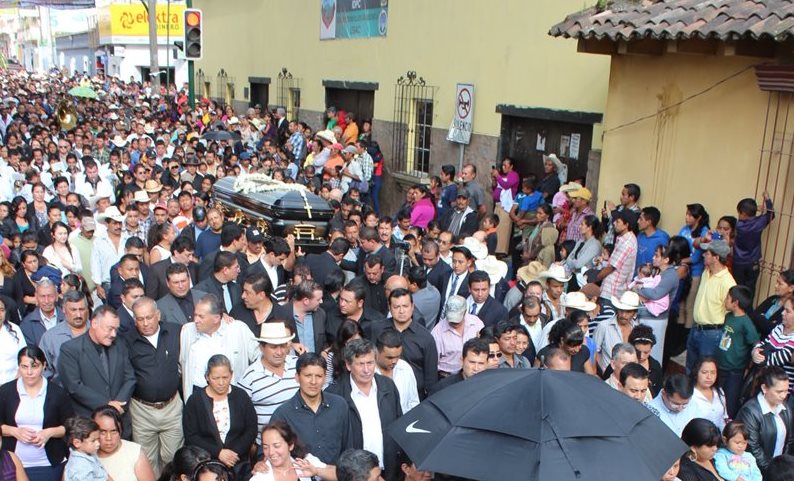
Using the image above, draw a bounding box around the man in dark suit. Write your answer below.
[326,339,402,481]
[229,271,285,336]
[420,239,452,295]
[108,254,143,310]
[438,246,474,321]
[146,235,198,301]
[325,280,385,345]
[194,251,242,315]
[356,226,396,276]
[354,255,388,316]
[247,235,293,304]
[302,237,349,282]
[157,263,207,325]
[275,107,289,146]
[20,278,64,345]
[282,280,327,354]
[197,223,247,283]
[439,191,478,238]
[58,305,137,439]
[466,270,508,328]
[117,278,144,333]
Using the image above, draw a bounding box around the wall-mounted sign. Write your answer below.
[321,0,388,40]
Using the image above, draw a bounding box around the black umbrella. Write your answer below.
[202,130,241,142]
[388,369,686,481]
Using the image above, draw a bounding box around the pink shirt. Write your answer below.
[431,314,484,373]
[410,197,436,229]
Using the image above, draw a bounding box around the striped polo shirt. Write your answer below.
[237,355,299,442]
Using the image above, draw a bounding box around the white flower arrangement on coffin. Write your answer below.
[232,173,314,219]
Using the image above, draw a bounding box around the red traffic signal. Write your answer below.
[184,8,202,60]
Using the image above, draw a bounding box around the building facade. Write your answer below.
[192,0,610,214]
[551,0,794,299]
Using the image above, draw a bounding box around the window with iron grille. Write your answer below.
[277,68,302,120]
[392,71,436,177]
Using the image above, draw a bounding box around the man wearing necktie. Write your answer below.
[465,270,508,328]
[438,246,474,322]
[194,251,242,314]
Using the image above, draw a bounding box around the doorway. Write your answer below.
[497,107,601,184]
[324,86,375,124]
[249,81,270,109]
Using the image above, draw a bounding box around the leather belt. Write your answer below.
[133,393,178,409]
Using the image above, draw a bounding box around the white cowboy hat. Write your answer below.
[560,291,597,312]
[97,206,124,223]
[315,129,336,144]
[476,256,508,285]
[462,237,488,261]
[611,291,642,311]
[111,135,127,148]
[132,190,150,204]
[256,322,295,345]
[228,116,240,125]
[537,264,571,283]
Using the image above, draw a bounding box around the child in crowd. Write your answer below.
[715,285,759,417]
[714,421,762,481]
[629,263,669,317]
[512,177,544,239]
[64,416,112,481]
[481,214,499,255]
[733,192,774,298]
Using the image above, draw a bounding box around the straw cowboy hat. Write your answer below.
[537,264,571,283]
[560,291,597,312]
[559,182,582,193]
[611,291,642,311]
[462,237,488,261]
[315,129,336,144]
[132,190,150,204]
[517,261,546,285]
[144,180,163,194]
[256,322,295,345]
[98,206,124,223]
[476,256,508,285]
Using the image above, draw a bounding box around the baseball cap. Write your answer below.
[444,295,467,324]
[456,189,470,199]
[246,228,265,243]
[81,217,96,232]
[145,148,156,158]
[703,239,731,259]
[341,145,358,156]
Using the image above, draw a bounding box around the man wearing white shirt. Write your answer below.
[515,295,544,354]
[178,294,259,399]
[327,339,403,481]
[647,373,696,437]
[375,330,420,413]
[91,207,129,301]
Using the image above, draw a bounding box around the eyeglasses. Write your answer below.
[488,351,503,359]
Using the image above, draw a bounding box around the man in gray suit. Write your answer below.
[157,263,207,326]
[282,280,327,354]
[58,304,137,439]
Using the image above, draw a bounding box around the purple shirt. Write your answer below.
[492,171,520,202]
[734,198,774,265]
[431,314,484,374]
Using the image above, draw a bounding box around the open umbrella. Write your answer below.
[202,130,241,142]
[388,369,686,481]
[68,85,98,99]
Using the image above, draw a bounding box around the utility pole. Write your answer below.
[147,0,160,92]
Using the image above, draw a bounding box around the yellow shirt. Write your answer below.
[693,267,736,326]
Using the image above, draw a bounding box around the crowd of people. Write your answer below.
[0,68,793,481]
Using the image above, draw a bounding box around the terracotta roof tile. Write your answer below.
[549,0,794,42]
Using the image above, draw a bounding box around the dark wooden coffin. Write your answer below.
[212,176,332,253]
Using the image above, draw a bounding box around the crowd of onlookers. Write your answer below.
[0,69,793,481]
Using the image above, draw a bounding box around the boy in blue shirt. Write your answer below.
[733,192,774,299]
[64,416,110,481]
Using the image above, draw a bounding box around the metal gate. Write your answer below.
[276,68,301,120]
[754,89,794,300]
[392,71,436,176]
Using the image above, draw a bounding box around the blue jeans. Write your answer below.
[719,368,745,419]
[686,327,723,373]
[371,175,382,216]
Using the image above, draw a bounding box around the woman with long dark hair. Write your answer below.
[1,197,37,238]
[735,366,794,475]
[0,298,25,384]
[678,203,710,330]
[564,214,603,290]
[11,251,40,318]
[636,242,684,361]
[751,269,794,338]
[688,357,728,431]
[324,320,364,385]
[41,222,81,277]
[157,446,210,481]
[148,221,176,264]
[0,346,73,481]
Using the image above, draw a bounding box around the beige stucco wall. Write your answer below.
[598,53,793,298]
[192,0,609,142]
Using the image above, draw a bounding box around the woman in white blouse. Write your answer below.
[41,222,82,277]
[688,357,728,431]
[253,421,336,481]
[0,298,25,385]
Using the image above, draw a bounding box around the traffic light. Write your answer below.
[184,8,203,60]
